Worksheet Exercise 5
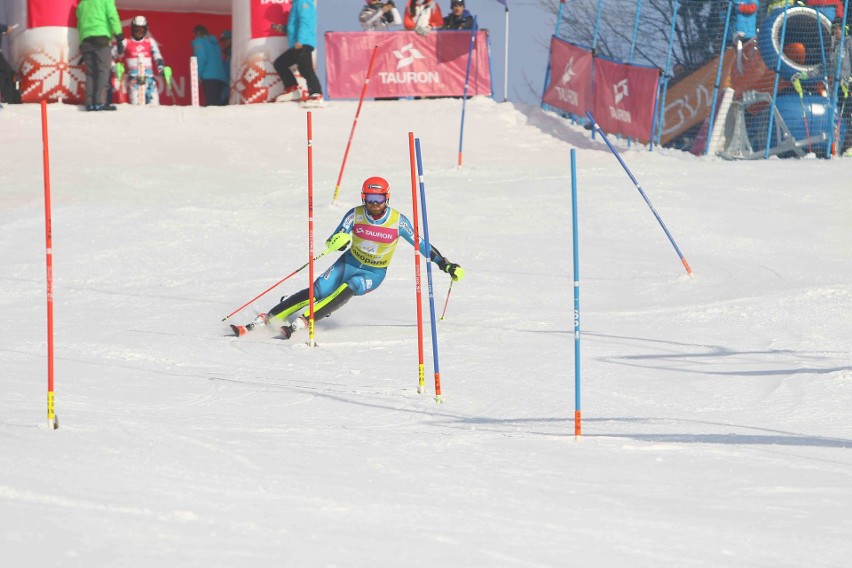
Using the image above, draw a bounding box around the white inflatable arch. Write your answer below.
[2,0,293,105]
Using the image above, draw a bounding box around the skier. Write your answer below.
[231,176,464,339]
[119,16,167,105]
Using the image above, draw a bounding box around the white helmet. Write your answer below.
[131,15,148,39]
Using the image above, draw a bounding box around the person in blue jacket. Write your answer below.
[730,1,759,73]
[441,0,474,30]
[230,176,464,339]
[272,0,324,104]
[191,25,228,106]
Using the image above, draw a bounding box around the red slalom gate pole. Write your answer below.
[408,132,426,394]
[307,111,316,347]
[41,100,57,430]
[331,45,379,204]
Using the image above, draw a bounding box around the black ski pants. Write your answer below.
[0,50,17,103]
[273,45,323,97]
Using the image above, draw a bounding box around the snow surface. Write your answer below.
[1,99,851,567]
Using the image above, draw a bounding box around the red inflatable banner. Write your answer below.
[27,0,76,28]
[541,37,592,117]
[251,0,290,39]
[592,57,659,142]
[325,31,491,99]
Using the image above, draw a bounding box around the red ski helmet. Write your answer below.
[361,176,390,203]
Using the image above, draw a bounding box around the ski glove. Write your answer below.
[156,59,165,74]
[326,232,351,252]
[163,66,173,86]
[438,258,465,282]
[115,34,125,55]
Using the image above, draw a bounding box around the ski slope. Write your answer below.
[1,98,851,567]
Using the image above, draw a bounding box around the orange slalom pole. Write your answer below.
[408,132,426,394]
[307,112,316,347]
[41,100,57,430]
[331,45,379,204]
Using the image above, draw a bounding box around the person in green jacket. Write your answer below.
[76,0,123,111]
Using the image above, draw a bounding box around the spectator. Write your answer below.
[191,25,228,106]
[119,16,167,105]
[272,0,324,106]
[404,0,444,36]
[220,30,232,104]
[76,0,123,111]
[731,1,758,73]
[833,18,852,155]
[0,23,19,104]
[360,0,402,31]
[442,0,474,30]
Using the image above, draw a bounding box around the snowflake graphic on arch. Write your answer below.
[233,57,283,104]
[19,46,86,104]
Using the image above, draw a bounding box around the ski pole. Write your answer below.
[332,45,379,204]
[163,66,177,105]
[792,75,813,154]
[585,111,693,276]
[220,236,349,322]
[439,281,453,320]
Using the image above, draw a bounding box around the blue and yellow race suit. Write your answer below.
[268,205,446,323]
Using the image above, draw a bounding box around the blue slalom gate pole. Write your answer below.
[570,149,581,437]
[415,138,442,402]
[458,16,478,169]
[586,111,693,277]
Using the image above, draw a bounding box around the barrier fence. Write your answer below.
[542,0,851,159]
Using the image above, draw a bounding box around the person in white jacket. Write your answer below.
[360,0,402,31]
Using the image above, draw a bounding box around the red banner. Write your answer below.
[592,57,659,142]
[542,37,592,116]
[251,0,290,39]
[27,0,77,28]
[325,31,491,99]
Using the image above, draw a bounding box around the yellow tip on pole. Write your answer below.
[48,391,57,430]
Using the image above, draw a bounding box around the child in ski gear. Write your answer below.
[118,16,166,105]
[272,0,324,105]
[76,0,123,111]
[360,0,402,31]
[441,0,474,30]
[231,176,464,339]
[404,0,444,36]
[191,25,228,106]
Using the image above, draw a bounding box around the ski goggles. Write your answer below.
[364,194,387,204]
